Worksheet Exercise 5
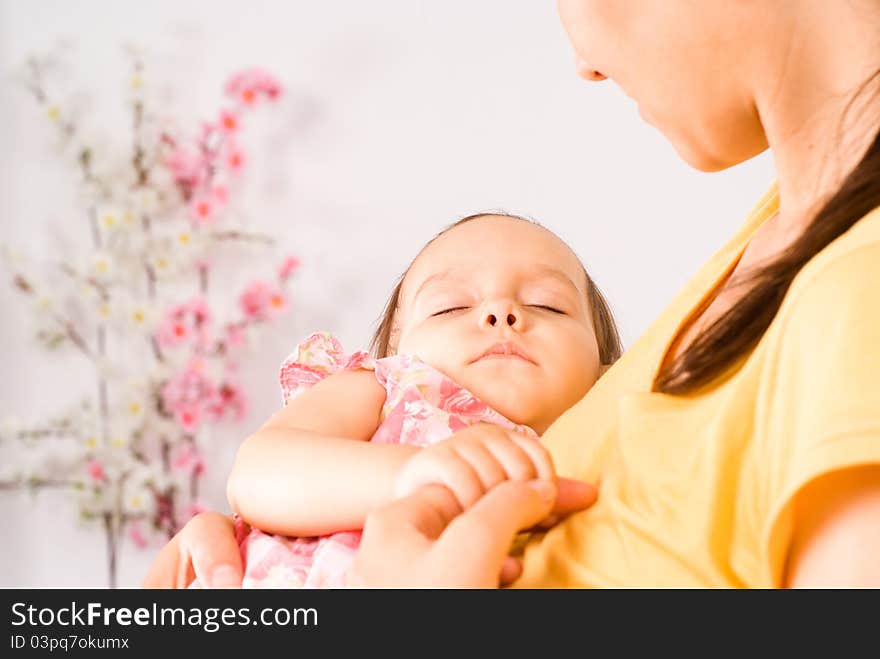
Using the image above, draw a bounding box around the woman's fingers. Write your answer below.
[434,480,558,585]
[142,512,243,589]
[354,477,598,588]
[354,480,557,587]
[499,556,523,586]
[552,477,598,516]
[352,484,463,587]
[142,533,184,589]
[366,483,462,544]
[528,477,599,530]
[185,512,244,588]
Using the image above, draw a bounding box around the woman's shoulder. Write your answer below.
[784,205,880,310]
[765,205,880,351]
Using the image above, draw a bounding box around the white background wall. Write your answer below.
[0,0,775,587]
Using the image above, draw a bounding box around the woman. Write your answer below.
[144,0,880,588]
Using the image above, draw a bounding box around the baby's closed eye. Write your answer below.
[527,305,566,314]
[431,306,470,317]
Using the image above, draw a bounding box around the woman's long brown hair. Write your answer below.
[368,212,624,365]
[654,72,880,394]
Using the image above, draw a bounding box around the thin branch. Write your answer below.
[0,478,77,490]
[1,426,81,443]
[209,230,275,246]
[50,312,94,358]
[56,262,110,301]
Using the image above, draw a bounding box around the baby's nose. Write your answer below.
[481,304,521,329]
[485,312,517,326]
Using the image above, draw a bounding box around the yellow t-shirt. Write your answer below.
[515,184,880,588]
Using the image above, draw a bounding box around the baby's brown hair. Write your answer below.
[368,212,623,364]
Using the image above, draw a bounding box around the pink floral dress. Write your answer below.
[234,331,539,588]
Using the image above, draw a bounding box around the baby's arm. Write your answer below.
[226,369,421,537]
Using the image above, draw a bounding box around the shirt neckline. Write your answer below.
[649,183,781,392]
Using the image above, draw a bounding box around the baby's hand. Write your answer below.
[393,423,555,510]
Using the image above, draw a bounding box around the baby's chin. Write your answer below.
[463,379,545,432]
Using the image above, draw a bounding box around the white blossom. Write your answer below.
[90,250,115,281]
[133,187,159,214]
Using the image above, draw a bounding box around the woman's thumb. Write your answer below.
[438,480,556,561]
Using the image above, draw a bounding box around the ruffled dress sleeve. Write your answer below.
[278,331,377,405]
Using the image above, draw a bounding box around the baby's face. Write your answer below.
[396,216,601,434]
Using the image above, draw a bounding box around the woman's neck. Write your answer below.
[754,0,880,238]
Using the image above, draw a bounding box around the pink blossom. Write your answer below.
[224,68,283,107]
[86,458,105,482]
[194,325,214,353]
[165,148,205,190]
[243,87,258,106]
[207,381,248,422]
[278,255,301,280]
[128,521,149,549]
[171,443,205,476]
[252,70,282,99]
[160,359,218,432]
[225,324,246,347]
[263,78,282,101]
[188,296,211,326]
[190,196,215,225]
[226,143,246,173]
[156,297,212,349]
[218,109,240,133]
[269,290,288,315]
[239,281,269,319]
[223,69,252,96]
[176,406,201,433]
[168,302,190,319]
[239,280,286,321]
[212,184,229,205]
[156,314,190,349]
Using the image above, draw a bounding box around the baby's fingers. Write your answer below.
[480,429,554,482]
[396,449,486,510]
[506,432,555,482]
[447,440,509,492]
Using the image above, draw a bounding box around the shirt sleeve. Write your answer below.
[759,242,880,586]
[278,331,375,405]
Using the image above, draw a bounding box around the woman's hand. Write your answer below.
[348,478,597,588]
[394,423,556,512]
[142,512,245,589]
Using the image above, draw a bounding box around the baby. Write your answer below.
[222,212,622,588]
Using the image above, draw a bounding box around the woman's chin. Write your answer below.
[674,142,737,173]
[670,131,769,173]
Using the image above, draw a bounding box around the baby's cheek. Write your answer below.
[551,351,598,404]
